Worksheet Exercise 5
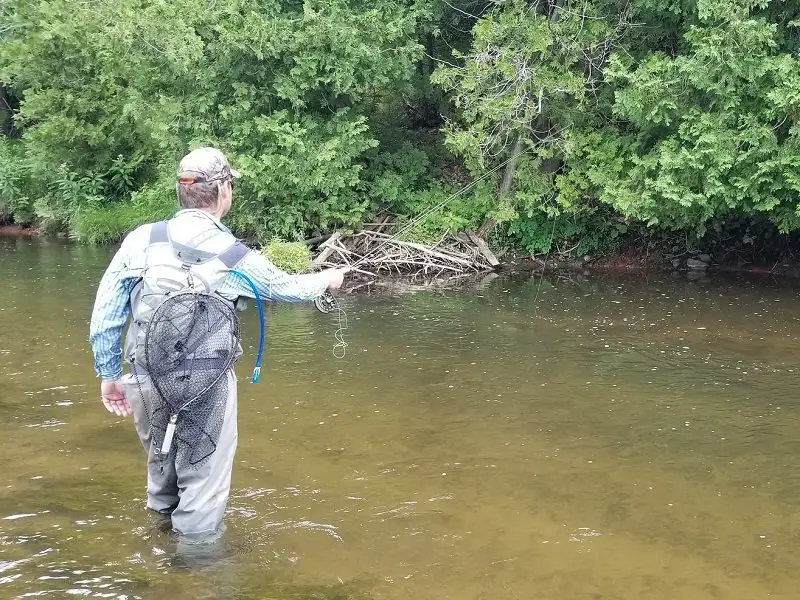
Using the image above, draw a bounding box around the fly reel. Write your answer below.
[314,290,339,314]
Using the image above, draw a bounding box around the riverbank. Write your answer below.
[6,224,800,281]
[499,229,800,280]
[0,224,40,237]
[504,252,800,279]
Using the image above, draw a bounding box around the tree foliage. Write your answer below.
[0,0,426,241]
[593,0,800,235]
[0,0,799,257]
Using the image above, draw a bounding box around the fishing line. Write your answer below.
[316,148,532,358]
[314,281,349,358]
[349,148,531,271]
[332,302,348,359]
[532,210,558,309]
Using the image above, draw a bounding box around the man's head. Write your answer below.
[175,147,240,218]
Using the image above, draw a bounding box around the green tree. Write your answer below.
[0,0,426,242]
[587,0,800,235]
[431,0,633,242]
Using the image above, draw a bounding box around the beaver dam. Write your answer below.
[310,229,500,281]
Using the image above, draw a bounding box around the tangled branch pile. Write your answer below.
[312,231,499,280]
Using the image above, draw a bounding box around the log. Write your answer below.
[311,232,342,267]
[398,241,474,266]
[465,230,500,267]
[303,233,334,247]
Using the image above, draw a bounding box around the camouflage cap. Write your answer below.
[176,147,240,185]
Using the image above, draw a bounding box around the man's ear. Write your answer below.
[215,180,232,217]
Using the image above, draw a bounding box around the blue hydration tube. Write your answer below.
[228,270,265,383]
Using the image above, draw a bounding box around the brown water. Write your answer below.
[1,236,800,600]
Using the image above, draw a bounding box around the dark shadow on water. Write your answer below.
[167,535,239,572]
[166,534,373,600]
[229,582,373,600]
[135,507,243,572]
[135,511,375,599]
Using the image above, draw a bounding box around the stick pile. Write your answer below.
[312,230,499,280]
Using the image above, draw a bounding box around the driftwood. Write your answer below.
[465,230,500,267]
[312,229,499,279]
[311,232,342,267]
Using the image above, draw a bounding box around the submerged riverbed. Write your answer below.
[1,236,799,599]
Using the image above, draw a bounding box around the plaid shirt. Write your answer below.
[89,210,330,381]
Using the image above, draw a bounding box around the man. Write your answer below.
[89,147,346,541]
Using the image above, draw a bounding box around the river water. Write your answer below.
[1,236,799,599]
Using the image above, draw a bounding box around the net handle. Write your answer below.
[229,269,265,383]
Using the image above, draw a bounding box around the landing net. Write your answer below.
[142,292,239,468]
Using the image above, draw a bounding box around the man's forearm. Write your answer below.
[89,274,135,380]
[90,329,124,381]
[222,251,332,302]
[89,299,130,380]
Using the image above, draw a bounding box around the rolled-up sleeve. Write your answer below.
[88,232,141,380]
[219,250,330,302]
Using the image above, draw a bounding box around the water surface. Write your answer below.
[1,237,799,599]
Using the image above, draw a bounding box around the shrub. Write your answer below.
[262,240,313,273]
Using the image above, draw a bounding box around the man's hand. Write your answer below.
[324,267,349,290]
[101,379,132,418]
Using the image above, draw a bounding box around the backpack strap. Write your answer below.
[219,241,251,269]
[149,220,169,244]
[148,218,250,267]
[170,240,220,264]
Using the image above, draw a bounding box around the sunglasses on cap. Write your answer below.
[178,170,236,189]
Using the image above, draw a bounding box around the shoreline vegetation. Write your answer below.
[1,0,799,282]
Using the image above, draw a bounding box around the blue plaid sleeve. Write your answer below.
[217,250,330,302]
[89,234,141,381]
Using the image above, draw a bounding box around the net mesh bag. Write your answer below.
[141,291,240,468]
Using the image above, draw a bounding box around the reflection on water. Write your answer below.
[2,237,800,599]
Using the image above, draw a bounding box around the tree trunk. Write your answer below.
[476,0,561,240]
[477,134,525,238]
[423,32,435,77]
[549,0,562,24]
[0,87,12,136]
